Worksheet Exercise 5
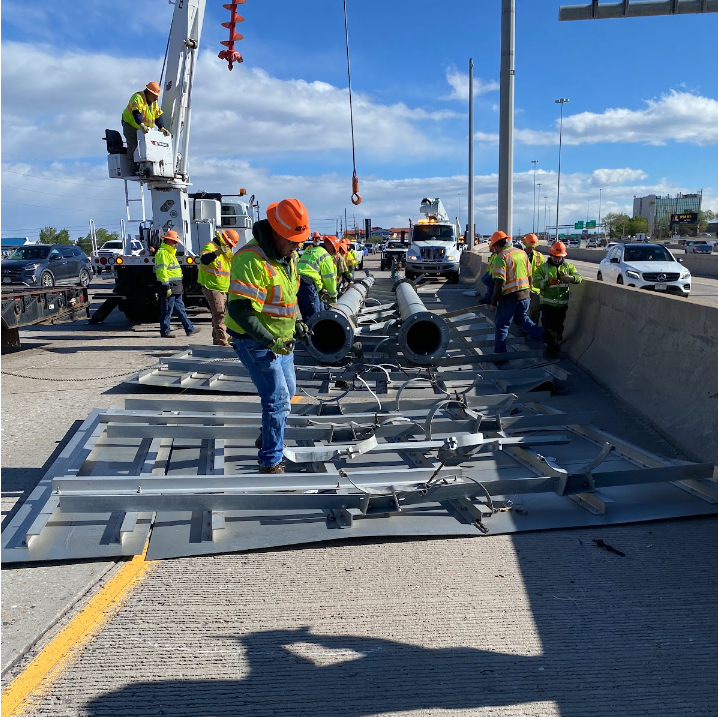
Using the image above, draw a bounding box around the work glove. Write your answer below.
[549,278,561,286]
[160,127,171,136]
[294,321,311,343]
[318,290,331,302]
[140,124,150,134]
[269,337,295,355]
[163,286,172,298]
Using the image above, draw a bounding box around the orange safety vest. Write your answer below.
[491,247,531,295]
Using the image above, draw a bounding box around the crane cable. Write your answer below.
[343,0,361,206]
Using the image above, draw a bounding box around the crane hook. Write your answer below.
[351,172,362,206]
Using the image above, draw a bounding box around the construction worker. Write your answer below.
[336,240,353,290]
[532,241,582,357]
[225,198,309,474]
[478,232,505,304]
[198,228,239,346]
[155,230,197,339]
[311,231,322,247]
[121,82,170,170]
[522,233,545,323]
[297,235,339,320]
[346,241,359,280]
[489,231,544,355]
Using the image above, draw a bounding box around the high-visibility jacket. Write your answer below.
[154,242,182,285]
[225,239,299,342]
[532,260,582,306]
[122,92,163,130]
[198,240,231,292]
[525,249,545,295]
[346,249,358,269]
[298,246,337,299]
[335,253,348,281]
[491,247,531,296]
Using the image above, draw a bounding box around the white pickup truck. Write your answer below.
[405,198,462,283]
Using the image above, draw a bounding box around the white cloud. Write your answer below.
[444,69,500,102]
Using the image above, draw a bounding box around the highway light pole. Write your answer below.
[531,159,538,232]
[536,182,542,235]
[498,0,515,235]
[543,195,548,240]
[467,57,475,247]
[598,187,603,240]
[554,98,569,242]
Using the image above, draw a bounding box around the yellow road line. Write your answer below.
[290,395,303,404]
[1,550,154,717]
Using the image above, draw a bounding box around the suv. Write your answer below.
[1,244,92,288]
[684,240,712,255]
[586,237,598,248]
[93,239,143,273]
[380,241,408,270]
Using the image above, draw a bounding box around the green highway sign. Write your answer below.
[574,221,584,229]
[586,220,597,228]
[559,234,566,239]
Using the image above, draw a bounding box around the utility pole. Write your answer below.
[554,98,569,242]
[468,57,475,248]
[531,159,538,233]
[497,0,515,235]
[536,182,542,235]
[598,187,603,240]
[543,195,548,240]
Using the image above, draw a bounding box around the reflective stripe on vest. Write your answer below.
[122,92,162,130]
[498,248,530,294]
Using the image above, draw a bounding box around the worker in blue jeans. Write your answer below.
[488,231,543,354]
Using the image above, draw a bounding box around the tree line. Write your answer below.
[38,225,119,254]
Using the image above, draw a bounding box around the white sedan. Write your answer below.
[597,243,691,297]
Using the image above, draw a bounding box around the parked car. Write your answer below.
[684,240,713,255]
[597,243,691,297]
[92,239,143,273]
[586,238,598,248]
[1,244,92,288]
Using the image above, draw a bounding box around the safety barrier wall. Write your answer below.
[461,249,718,462]
[535,245,718,279]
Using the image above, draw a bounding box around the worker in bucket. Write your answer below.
[225,198,310,474]
[297,234,339,320]
[488,230,544,355]
[121,81,170,170]
[532,241,582,357]
[155,230,198,339]
[198,228,239,346]
[522,233,545,323]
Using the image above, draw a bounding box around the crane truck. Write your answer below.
[405,198,462,283]
[97,0,256,323]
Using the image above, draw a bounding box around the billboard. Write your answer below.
[670,212,698,225]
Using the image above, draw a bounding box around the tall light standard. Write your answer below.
[531,160,538,232]
[554,98,569,241]
[536,182,542,235]
[543,195,548,240]
[598,187,603,240]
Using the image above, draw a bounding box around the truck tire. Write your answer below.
[449,272,460,284]
[120,298,160,323]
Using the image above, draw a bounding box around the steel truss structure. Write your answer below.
[3,396,716,562]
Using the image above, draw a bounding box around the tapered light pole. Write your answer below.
[468,58,475,247]
[598,187,603,240]
[498,0,515,235]
[543,195,548,240]
[536,182,542,235]
[554,98,569,241]
[531,160,538,232]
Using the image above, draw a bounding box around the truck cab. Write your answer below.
[405,198,462,283]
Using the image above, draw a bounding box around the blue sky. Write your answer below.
[2,0,716,240]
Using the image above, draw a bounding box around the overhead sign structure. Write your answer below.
[574,221,584,229]
[586,220,597,228]
[671,212,698,225]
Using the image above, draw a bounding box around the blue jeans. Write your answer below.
[231,337,296,468]
[160,293,193,336]
[480,273,494,302]
[494,298,543,353]
[297,279,322,321]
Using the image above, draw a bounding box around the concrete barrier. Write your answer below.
[536,245,718,279]
[561,279,718,464]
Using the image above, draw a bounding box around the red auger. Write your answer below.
[218,1,245,70]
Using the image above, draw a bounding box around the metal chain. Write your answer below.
[1,368,147,382]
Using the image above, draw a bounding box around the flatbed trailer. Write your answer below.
[1,285,90,347]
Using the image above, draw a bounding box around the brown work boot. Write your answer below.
[160,333,177,338]
[258,462,285,474]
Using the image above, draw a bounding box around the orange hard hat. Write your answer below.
[549,241,567,257]
[490,230,509,248]
[523,233,539,247]
[267,198,310,243]
[220,229,240,247]
[162,230,180,243]
[145,81,161,96]
[311,231,321,239]
[324,235,340,251]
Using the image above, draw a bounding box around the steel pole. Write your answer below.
[306,276,375,363]
[468,57,475,248]
[531,160,538,233]
[497,0,515,235]
[394,279,451,365]
[555,98,569,242]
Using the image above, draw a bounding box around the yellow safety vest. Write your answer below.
[154,242,182,284]
[526,249,545,295]
[491,247,531,296]
[298,246,338,298]
[346,249,358,269]
[122,92,163,130]
[198,241,231,292]
[226,240,299,342]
